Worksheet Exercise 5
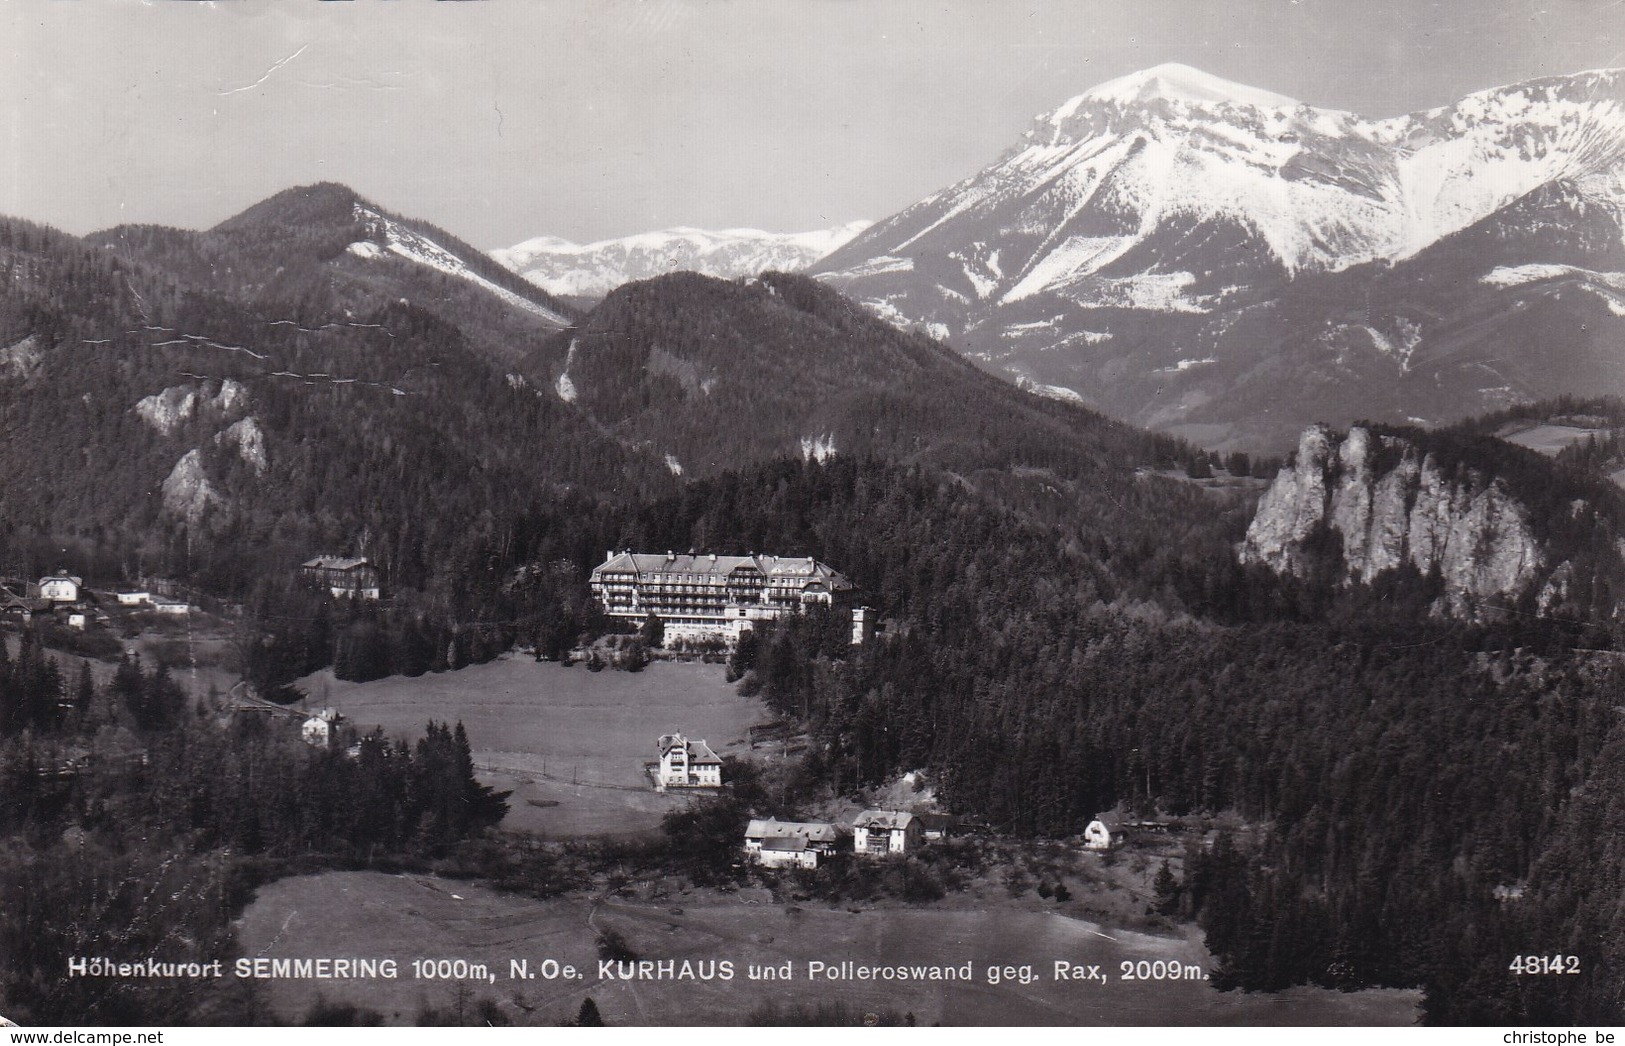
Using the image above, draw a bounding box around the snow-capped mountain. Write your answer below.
[815,64,1625,450]
[494,222,871,298]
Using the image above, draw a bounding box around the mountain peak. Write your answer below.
[214,181,373,233]
[1073,62,1300,111]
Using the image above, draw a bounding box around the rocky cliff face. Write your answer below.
[1240,425,1545,615]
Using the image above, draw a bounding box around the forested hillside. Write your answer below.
[604,456,1625,1023]
[0,634,506,1025]
[0,208,673,595]
[525,270,1204,491]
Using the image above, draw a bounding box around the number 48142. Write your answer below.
[1509,955,1580,975]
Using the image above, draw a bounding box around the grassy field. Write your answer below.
[235,870,1421,1027]
[1498,422,1603,456]
[297,657,764,837]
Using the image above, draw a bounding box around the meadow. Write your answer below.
[236,870,1421,1027]
[298,656,764,837]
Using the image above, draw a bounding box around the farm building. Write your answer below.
[590,550,861,644]
[853,810,923,856]
[115,591,151,606]
[744,819,849,869]
[917,812,958,841]
[151,598,191,615]
[655,732,722,790]
[300,556,382,600]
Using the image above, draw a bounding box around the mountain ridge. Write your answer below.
[815,64,1625,452]
[494,221,872,298]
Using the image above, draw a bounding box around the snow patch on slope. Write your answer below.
[352,206,569,325]
[1015,376,1087,404]
[1481,263,1625,289]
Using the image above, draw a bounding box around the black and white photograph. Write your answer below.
[2,0,1623,1030]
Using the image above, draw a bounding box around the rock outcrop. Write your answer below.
[1240,425,1544,616]
[161,449,224,525]
[215,416,268,475]
[135,379,248,436]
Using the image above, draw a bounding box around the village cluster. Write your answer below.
[1,555,383,636]
[652,731,1124,869]
[11,547,1132,864]
[0,569,193,628]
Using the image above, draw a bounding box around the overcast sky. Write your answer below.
[6,0,1621,249]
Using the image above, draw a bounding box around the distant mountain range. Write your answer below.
[493,222,871,299]
[814,63,1625,451]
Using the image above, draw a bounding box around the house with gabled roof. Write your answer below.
[744,818,849,869]
[853,809,923,856]
[654,732,722,790]
[1083,817,1123,851]
[300,556,381,600]
[34,570,82,604]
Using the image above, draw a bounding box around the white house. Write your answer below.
[655,733,722,790]
[1083,818,1121,851]
[301,716,332,748]
[301,708,340,748]
[115,591,151,606]
[853,810,923,856]
[744,819,848,869]
[151,598,191,615]
[36,572,81,603]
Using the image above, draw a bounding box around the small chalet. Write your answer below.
[655,732,722,790]
[35,571,82,604]
[1083,818,1122,851]
[853,809,923,856]
[0,591,32,620]
[744,819,849,870]
[300,556,382,600]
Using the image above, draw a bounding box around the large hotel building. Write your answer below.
[589,550,873,644]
